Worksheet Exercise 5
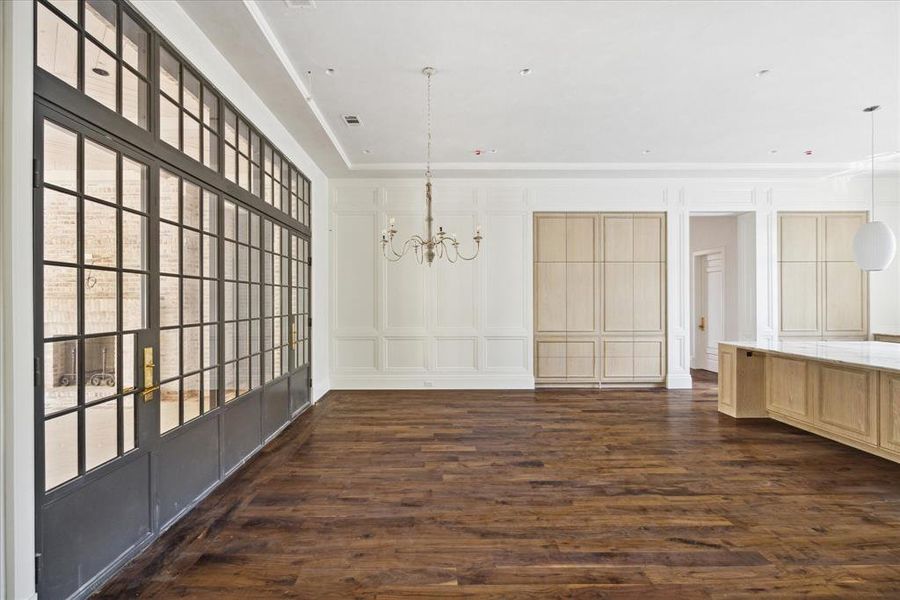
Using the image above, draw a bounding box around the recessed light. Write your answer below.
[362,149,371,155]
[489,149,497,154]
[325,68,335,75]
[804,149,813,156]
[769,149,778,155]
[755,69,770,77]
[92,67,110,77]
[642,149,651,155]
[519,68,532,76]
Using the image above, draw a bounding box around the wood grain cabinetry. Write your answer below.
[534,212,665,386]
[778,212,868,340]
[880,372,900,453]
[812,363,877,444]
[766,355,811,422]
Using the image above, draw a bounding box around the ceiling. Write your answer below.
[178,0,900,178]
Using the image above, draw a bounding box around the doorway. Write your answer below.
[693,249,725,372]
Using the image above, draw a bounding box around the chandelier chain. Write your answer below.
[871,106,876,219]
[426,68,432,179]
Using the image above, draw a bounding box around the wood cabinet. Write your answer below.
[534,212,665,386]
[813,363,877,445]
[880,372,900,453]
[766,355,811,422]
[778,212,868,340]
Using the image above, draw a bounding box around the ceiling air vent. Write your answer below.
[342,115,362,126]
[283,0,317,8]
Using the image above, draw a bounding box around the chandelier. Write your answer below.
[381,67,482,265]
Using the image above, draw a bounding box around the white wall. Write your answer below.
[330,175,900,390]
[690,215,742,346]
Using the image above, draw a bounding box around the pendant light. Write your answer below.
[853,105,897,271]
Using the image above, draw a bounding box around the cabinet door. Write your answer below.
[535,339,566,380]
[633,214,664,262]
[602,263,633,332]
[534,214,567,262]
[823,262,866,336]
[779,262,819,335]
[814,363,877,444]
[824,213,866,262]
[535,262,566,333]
[566,338,597,380]
[602,214,633,262]
[779,214,818,261]
[634,339,665,381]
[633,262,664,333]
[766,356,811,421]
[880,372,900,453]
[601,340,633,381]
[566,262,596,333]
[566,214,597,262]
[718,346,736,410]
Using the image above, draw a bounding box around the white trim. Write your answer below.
[331,375,535,390]
[353,161,855,173]
[665,374,694,389]
[1,0,35,597]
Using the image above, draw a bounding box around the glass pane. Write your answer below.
[47,0,78,21]
[85,335,117,401]
[37,4,78,88]
[84,139,117,203]
[238,357,249,395]
[203,279,217,323]
[85,0,117,52]
[224,241,236,280]
[203,130,218,171]
[84,40,117,112]
[183,182,201,229]
[223,201,236,240]
[223,362,236,401]
[203,324,217,369]
[224,322,235,362]
[238,320,249,356]
[237,208,249,244]
[85,399,118,471]
[159,276,179,327]
[183,113,200,161]
[203,368,218,411]
[183,373,200,422]
[159,47,180,100]
[159,222,179,274]
[44,120,78,192]
[203,190,217,233]
[122,157,148,212]
[122,332,135,391]
[122,272,146,331]
[203,87,218,128]
[159,170,180,222]
[224,146,236,182]
[238,283,249,320]
[84,199,117,267]
[122,12,148,75]
[159,328,180,381]
[183,229,200,276]
[45,412,78,489]
[122,68,149,129]
[183,70,201,117]
[238,120,249,155]
[251,284,259,319]
[160,380,180,433]
[160,96,180,149]
[224,107,236,145]
[43,189,77,264]
[250,319,260,354]
[183,278,200,325]
[123,394,136,452]
[43,265,77,338]
[183,326,201,374]
[44,340,78,414]
[122,212,147,270]
[250,353,260,388]
[238,155,249,190]
[203,234,217,278]
[251,214,260,247]
[224,282,235,322]
[251,163,260,196]
[84,270,117,334]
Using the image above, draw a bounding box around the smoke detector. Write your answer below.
[342,115,362,126]
[284,0,317,7]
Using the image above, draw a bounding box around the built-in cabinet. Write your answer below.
[778,212,868,340]
[534,212,666,386]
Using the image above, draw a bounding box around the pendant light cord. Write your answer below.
[871,107,876,220]
[425,69,432,180]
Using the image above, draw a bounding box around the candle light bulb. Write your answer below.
[389,217,395,226]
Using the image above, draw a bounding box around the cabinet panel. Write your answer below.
[815,364,877,444]
[566,214,597,262]
[601,340,633,381]
[535,262,566,333]
[766,356,810,421]
[602,263,633,332]
[535,339,566,380]
[824,213,866,262]
[633,215,664,262]
[824,262,866,335]
[566,262,596,333]
[602,215,633,262]
[779,214,818,262]
[779,262,819,335]
[535,214,567,262]
[566,339,597,379]
[718,346,736,410]
[634,262,664,333]
[634,339,665,380]
[880,373,900,453]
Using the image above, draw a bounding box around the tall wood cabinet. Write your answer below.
[534,212,666,386]
[778,212,868,340]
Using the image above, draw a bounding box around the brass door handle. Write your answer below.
[698,316,706,331]
[142,384,160,402]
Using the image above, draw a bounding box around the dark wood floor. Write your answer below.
[97,374,900,599]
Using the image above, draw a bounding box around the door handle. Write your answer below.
[142,346,158,402]
[698,316,706,331]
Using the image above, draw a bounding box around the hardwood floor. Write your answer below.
[97,376,900,599]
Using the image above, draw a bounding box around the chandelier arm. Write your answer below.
[454,241,482,261]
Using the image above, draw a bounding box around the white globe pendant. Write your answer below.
[853,220,896,271]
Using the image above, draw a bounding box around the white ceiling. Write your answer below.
[178,0,900,178]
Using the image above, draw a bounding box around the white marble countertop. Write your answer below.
[720,340,900,373]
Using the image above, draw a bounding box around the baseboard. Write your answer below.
[666,373,693,389]
[312,382,330,403]
[330,374,535,390]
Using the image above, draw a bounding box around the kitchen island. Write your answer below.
[718,340,900,464]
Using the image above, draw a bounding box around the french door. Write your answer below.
[34,102,311,599]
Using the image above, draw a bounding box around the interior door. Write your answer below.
[695,252,724,372]
[35,105,160,599]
